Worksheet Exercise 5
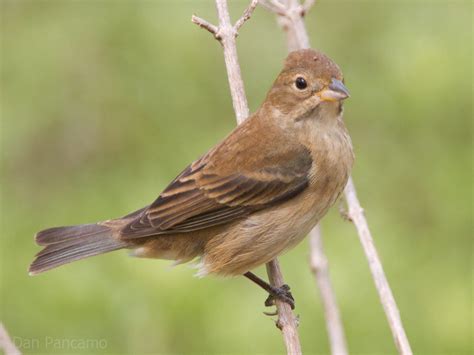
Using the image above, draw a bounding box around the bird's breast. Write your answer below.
[306,122,354,211]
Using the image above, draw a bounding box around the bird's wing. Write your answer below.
[120,119,313,239]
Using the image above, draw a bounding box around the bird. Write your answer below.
[29,48,354,309]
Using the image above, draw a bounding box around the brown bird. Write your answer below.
[29,49,353,309]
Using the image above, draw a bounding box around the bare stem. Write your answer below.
[310,226,348,355]
[301,0,316,16]
[192,1,302,353]
[193,0,258,123]
[191,15,218,37]
[213,0,250,123]
[234,0,259,32]
[266,261,302,354]
[0,323,21,355]
[344,177,413,354]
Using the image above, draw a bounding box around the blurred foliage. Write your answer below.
[0,0,471,354]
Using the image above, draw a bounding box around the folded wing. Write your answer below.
[120,119,313,239]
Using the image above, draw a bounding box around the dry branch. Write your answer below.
[263,1,413,354]
[344,178,413,354]
[300,0,316,16]
[310,226,348,355]
[0,323,21,355]
[192,0,258,123]
[192,1,302,353]
[234,0,259,32]
[266,261,302,354]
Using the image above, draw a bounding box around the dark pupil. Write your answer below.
[295,77,307,90]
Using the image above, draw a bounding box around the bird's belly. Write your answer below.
[198,191,327,277]
[198,150,352,277]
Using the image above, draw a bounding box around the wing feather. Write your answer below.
[120,119,313,240]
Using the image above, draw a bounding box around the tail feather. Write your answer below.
[29,224,127,275]
[35,224,109,245]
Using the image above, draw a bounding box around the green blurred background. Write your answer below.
[1,0,471,354]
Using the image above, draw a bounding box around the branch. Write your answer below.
[260,0,310,50]
[0,323,21,355]
[234,0,259,32]
[266,261,302,354]
[263,1,413,354]
[193,0,258,123]
[259,0,287,16]
[344,177,413,354]
[310,226,348,355]
[301,0,316,16]
[192,1,302,353]
[191,15,218,37]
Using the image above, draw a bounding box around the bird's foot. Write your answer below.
[242,272,295,316]
[264,284,295,310]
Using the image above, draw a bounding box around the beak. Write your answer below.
[318,79,350,102]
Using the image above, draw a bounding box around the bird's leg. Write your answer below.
[243,271,295,311]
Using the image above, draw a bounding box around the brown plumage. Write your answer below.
[29,49,354,279]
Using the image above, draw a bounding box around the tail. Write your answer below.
[29,223,128,275]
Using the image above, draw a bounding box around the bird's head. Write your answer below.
[264,49,349,121]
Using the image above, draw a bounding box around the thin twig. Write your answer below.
[234,0,259,32]
[193,0,251,122]
[0,323,21,355]
[338,199,352,222]
[191,15,218,36]
[301,0,316,16]
[192,1,302,353]
[259,0,287,16]
[310,226,348,355]
[266,261,302,354]
[263,1,413,354]
[344,177,413,354]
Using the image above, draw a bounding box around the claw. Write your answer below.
[264,284,295,310]
[243,272,296,313]
[263,309,279,316]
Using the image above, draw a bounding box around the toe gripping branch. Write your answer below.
[244,271,295,315]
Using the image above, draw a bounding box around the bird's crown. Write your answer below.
[283,49,343,81]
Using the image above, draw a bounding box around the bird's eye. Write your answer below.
[295,77,307,90]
